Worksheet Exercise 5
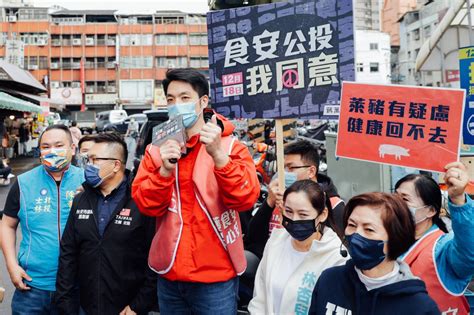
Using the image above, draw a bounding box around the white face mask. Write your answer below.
[408,205,429,224]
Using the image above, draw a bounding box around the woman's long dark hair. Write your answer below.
[395,174,448,233]
[283,180,343,239]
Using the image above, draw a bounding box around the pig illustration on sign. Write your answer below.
[379,144,410,160]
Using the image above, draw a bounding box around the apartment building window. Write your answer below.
[62,58,73,69]
[356,62,363,72]
[39,57,48,69]
[60,81,79,88]
[189,34,207,45]
[190,57,209,68]
[156,56,188,68]
[97,81,106,93]
[0,33,7,46]
[120,34,153,46]
[18,8,48,21]
[120,56,153,68]
[96,57,106,68]
[25,56,48,70]
[408,51,411,59]
[20,33,49,45]
[155,16,185,24]
[107,35,116,45]
[156,34,187,45]
[413,29,420,41]
[93,35,103,46]
[424,25,431,37]
[107,81,116,93]
[369,43,378,50]
[52,17,85,24]
[51,35,61,46]
[85,81,95,93]
[370,62,379,73]
[185,15,206,25]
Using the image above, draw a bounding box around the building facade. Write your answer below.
[396,0,450,86]
[0,6,208,112]
[355,30,391,84]
[354,0,384,31]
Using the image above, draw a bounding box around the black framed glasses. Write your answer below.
[85,156,121,164]
[285,165,311,171]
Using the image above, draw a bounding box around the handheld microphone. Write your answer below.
[340,243,348,258]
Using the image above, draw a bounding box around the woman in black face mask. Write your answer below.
[248,180,347,315]
[309,192,440,315]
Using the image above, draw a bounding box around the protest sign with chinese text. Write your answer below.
[207,0,354,120]
[459,46,474,145]
[336,82,465,173]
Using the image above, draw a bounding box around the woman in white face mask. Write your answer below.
[395,162,474,314]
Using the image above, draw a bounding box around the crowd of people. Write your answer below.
[0,68,473,315]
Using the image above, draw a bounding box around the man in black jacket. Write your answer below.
[244,139,345,259]
[55,133,156,315]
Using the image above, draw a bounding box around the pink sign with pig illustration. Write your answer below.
[336,82,465,172]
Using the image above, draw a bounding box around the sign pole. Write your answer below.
[275,119,285,190]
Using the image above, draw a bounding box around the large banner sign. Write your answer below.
[336,82,465,173]
[207,0,354,119]
[459,46,474,145]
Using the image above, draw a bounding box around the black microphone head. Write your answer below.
[339,243,348,258]
[340,248,348,258]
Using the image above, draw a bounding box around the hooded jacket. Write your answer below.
[248,227,347,315]
[244,173,344,259]
[309,260,440,315]
[55,174,157,315]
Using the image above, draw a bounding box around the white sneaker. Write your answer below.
[7,173,15,178]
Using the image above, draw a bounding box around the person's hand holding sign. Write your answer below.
[200,115,229,168]
[267,179,284,210]
[159,139,183,177]
[444,161,469,206]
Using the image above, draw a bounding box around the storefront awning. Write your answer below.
[0,91,43,113]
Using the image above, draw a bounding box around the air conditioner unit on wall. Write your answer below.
[85,38,94,46]
[28,65,38,70]
[50,62,59,69]
[8,15,17,22]
[38,39,47,46]
[72,39,81,46]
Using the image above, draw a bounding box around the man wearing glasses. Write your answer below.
[244,140,345,259]
[55,133,156,315]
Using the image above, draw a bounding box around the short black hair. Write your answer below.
[39,124,73,146]
[284,140,320,169]
[93,132,128,164]
[71,121,77,127]
[78,134,95,150]
[162,68,209,98]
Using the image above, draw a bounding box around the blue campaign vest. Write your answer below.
[17,165,84,291]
